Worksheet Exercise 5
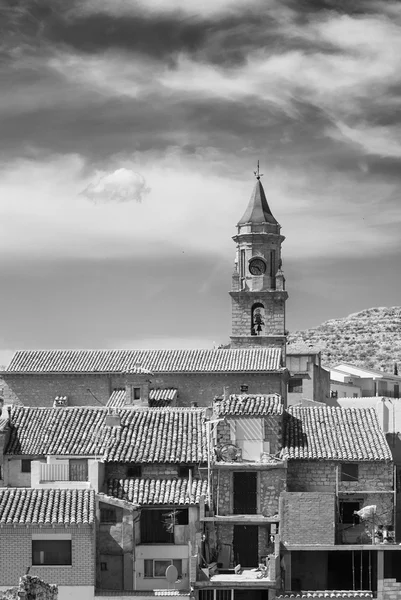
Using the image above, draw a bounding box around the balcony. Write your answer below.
[40,460,88,482]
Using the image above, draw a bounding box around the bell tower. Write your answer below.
[230,164,288,352]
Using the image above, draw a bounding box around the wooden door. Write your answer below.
[233,472,257,514]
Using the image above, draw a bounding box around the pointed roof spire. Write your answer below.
[237,162,278,226]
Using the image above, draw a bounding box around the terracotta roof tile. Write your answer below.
[282,406,392,462]
[5,406,207,463]
[107,477,208,505]
[215,394,283,416]
[107,389,177,409]
[6,348,282,373]
[0,488,95,525]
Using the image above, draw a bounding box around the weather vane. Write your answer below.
[254,160,263,180]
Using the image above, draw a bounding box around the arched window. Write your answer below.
[251,303,265,336]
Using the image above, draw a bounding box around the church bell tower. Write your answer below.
[230,164,288,351]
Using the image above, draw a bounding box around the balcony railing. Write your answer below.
[40,463,69,482]
[40,461,88,482]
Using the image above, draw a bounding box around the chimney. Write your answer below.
[105,408,121,427]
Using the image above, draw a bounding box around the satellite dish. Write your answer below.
[165,564,178,584]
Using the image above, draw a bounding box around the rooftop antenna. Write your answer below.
[254,160,263,180]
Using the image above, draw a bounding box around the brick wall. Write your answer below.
[280,492,336,545]
[4,372,284,408]
[0,526,94,587]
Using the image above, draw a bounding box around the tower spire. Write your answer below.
[254,160,263,180]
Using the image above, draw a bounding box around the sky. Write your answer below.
[1,0,401,364]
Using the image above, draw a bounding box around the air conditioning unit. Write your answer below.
[53,396,68,407]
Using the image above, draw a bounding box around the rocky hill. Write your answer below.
[288,306,401,373]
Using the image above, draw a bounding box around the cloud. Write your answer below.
[70,0,265,20]
[82,168,150,204]
[326,122,401,159]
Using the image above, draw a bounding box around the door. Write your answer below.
[233,472,257,514]
[233,525,258,567]
[69,459,88,481]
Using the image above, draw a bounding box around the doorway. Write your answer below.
[233,472,257,514]
[233,525,258,567]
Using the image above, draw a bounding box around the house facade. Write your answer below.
[330,364,401,400]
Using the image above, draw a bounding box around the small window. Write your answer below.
[240,384,248,393]
[288,378,303,393]
[32,540,71,566]
[341,463,359,482]
[21,459,31,473]
[127,464,142,477]
[353,393,359,398]
[100,562,108,571]
[339,501,360,525]
[178,466,191,478]
[100,507,117,524]
[133,387,141,400]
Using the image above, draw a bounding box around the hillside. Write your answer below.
[288,306,401,373]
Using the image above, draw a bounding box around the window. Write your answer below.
[21,459,31,473]
[341,463,359,482]
[288,378,303,393]
[141,509,174,543]
[100,562,108,571]
[199,591,234,600]
[144,559,182,578]
[127,464,142,477]
[339,501,360,525]
[100,507,117,524]
[133,387,141,400]
[178,465,191,478]
[32,540,72,566]
[353,393,359,398]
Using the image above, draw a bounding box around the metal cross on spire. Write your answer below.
[254,160,263,180]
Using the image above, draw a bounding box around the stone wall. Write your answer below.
[215,414,283,455]
[0,574,58,600]
[4,372,284,408]
[213,466,286,516]
[231,293,286,338]
[287,461,394,493]
[105,463,202,482]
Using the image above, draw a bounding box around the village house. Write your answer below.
[0,404,209,600]
[329,364,401,400]
[286,343,330,405]
[280,405,400,600]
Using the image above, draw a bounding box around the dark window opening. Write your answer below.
[133,387,141,400]
[100,562,108,571]
[21,459,31,473]
[341,463,359,482]
[339,501,360,525]
[100,507,117,524]
[251,303,265,336]
[178,465,191,478]
[32,540,72,566]
[141,509,174,543]
[175,509,189,525]
[288,378,303,393]
[127,464,142,477]
[395,385,400,399]
[240,384,248,393]
[233,472,257,514]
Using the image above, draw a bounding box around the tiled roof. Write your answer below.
[6,348,283,373]
[0,488,95,525]
[107,389,177,409]
[277,593,373,599]
[282,406,392,462]
[5,406,207,463]
[215,394,283,416]
[107,477,208,505]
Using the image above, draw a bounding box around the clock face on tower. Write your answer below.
[249,258,266,275]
